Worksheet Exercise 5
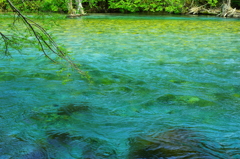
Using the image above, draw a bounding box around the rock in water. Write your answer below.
[128,128,227,159]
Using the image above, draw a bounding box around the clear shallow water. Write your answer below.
[0,14,240,158]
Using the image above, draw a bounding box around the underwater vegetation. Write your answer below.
[12,131,117,159]
[156,94,215,107]
[1,103,117,159]
[128,128,229,159]
[57,103,90,116]
[46,131,117,159]
[29,103,90,122]
[2,127,230,159]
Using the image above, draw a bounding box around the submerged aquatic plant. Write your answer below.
[157,94,215,107]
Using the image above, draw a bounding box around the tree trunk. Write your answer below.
[226,0,231,6]
[68,0,85,15]
[68,0,74,14]
[76,0,85,14]
[220,0,236,17]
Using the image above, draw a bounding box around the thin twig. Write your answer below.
[0,32,10,56]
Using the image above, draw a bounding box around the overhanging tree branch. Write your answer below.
[0,32,11,57]
[2,0,89,78]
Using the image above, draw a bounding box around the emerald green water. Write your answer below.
[0,14,240,158]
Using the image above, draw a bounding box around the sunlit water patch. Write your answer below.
[1,14,240,158]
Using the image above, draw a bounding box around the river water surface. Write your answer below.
[0,14,240,158]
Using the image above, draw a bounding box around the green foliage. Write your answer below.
[84,0,109,12]
[39,0,68,12]
[165,0,184,13]
[232,0,240,8]
[1,0,225,14]
[83,0,222,14]
[0,0,68,12]
[206,0,218,6]
[104,0,184,13]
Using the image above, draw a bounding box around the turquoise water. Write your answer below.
[0,14,240,158]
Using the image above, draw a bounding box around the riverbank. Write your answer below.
[189,6,240,18]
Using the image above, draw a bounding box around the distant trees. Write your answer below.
[83,0,189,13]
[82,0,240,14]
[0,0,233,14]
[0,0,68,12]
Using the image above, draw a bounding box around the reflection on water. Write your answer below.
[0,14,240,158]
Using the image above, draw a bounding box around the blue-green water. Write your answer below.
[0,14,240,158]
